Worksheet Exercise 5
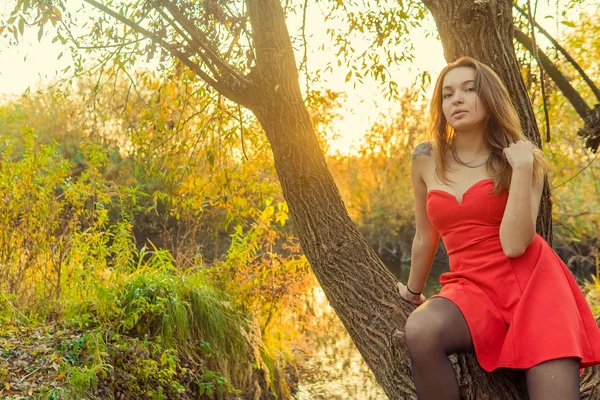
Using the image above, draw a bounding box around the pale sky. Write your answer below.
[0,1,592,154]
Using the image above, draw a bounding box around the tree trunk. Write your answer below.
[579,104,600,152]
[244,1,416,397]
[421,0,553,244]
[240,0,600,398]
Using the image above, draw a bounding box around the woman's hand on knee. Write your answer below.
[397,282,426,305]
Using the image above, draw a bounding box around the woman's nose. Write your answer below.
[452,94,464,105]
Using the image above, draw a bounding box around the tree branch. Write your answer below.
[551,150,599,190]
[525,0,551,143]
[60,20,147,50]
[514,28,591,120]
[160,2,252,87]
[82,0,249,106]
[147,1,222,80]
[514,4,600,103]
[300,0,309,94]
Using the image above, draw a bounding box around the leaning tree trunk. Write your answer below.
[239,0,600,398]
[422,0,554,245]
[244,1,417,398]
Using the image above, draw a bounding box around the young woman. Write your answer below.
[397,56,600,400]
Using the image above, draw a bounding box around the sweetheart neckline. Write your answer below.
[426,178,494,205]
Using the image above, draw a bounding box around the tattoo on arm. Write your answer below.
[412,142,432,159]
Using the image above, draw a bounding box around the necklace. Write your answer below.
[452,146,490,169]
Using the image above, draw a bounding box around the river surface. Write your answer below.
[293,260,447,399]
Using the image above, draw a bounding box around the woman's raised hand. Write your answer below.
[503,140,534,170]
[397,282,426,305]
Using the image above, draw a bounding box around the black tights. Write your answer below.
[404,298,581,400]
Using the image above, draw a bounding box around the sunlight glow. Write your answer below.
[0,1,593,156]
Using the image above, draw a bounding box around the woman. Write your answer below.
[397,56,600,400]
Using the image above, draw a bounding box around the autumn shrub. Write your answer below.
[583,275,600,318]
[0,100,303,398]
[58,240,297,398]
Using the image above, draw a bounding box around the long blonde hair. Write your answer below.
[429,56,546,193]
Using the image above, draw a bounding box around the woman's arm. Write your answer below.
[405,143,440,296]
[499,144,544,258]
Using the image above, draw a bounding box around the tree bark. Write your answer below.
[579,104,600,152]
[421,0,553,244]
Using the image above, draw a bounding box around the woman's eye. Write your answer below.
[465,87,474,92]
[443,93,452,99]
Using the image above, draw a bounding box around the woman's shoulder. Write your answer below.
[411,141,441,187]
[411,141,438,168]
[412,141,434,159]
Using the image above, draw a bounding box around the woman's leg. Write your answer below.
[525,358,580,400]
[404,298,474,400]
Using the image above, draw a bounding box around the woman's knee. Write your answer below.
[526,357,581,400]
[404,310,444,358]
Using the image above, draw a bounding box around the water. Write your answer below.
[293,260,447,399]
[293,286,388,399]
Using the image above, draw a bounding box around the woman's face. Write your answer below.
[441,66,489,132]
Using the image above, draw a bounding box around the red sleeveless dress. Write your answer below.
[426,178,600,372]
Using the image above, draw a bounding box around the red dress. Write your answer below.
[426,177,600,372]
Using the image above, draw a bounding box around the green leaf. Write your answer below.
[18,18,25,36]
[275,211,288,227]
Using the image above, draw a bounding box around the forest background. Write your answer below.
[0,0,599,398]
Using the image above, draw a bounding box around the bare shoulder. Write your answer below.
[412,141,433,160]
[411,141,437,190]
